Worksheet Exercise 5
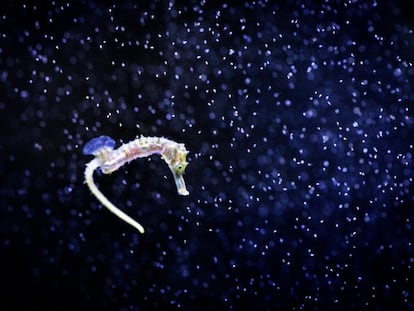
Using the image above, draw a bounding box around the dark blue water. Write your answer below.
[1,1,413,310]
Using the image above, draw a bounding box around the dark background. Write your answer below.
[1,0,413,310]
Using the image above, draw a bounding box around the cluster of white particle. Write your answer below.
[2,1,413,310]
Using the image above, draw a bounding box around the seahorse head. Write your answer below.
[162,143,189,196]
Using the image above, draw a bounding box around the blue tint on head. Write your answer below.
[82,135,116,155]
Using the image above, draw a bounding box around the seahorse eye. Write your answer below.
[175,162,187,174]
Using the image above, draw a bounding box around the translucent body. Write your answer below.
[83,135,190,233]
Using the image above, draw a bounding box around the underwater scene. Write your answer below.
[1,1,413,310]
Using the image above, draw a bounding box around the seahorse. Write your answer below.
[83,135,190,233]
